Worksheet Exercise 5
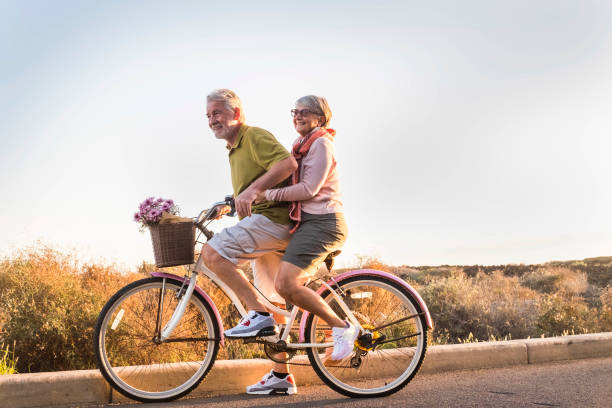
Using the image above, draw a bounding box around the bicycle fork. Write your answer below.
[158,271,199,342]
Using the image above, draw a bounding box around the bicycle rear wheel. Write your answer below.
[94,277,219,402]
[305,275,428,398]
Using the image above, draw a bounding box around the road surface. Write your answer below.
[91,357,612,408]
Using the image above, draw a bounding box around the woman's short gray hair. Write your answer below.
[296,95,332,128]
[207,88,245,122]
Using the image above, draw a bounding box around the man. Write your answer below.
[199,89,298,394]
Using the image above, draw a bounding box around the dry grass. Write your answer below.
[1,245,610,373]
[0,245,140,373]
[0,342,18,374]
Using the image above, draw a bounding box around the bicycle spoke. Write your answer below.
[305,276,427,397]
[375,332,422,346]
[373,313,424,331]
[95,278,219,401]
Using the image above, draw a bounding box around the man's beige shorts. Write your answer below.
[206,214,291,304]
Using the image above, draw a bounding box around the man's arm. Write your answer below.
[235,156,297,218]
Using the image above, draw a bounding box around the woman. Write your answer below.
[246,95,354,395]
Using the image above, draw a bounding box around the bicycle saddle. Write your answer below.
[324,250,341,273]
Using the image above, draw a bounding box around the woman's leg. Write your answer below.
[275,261,346,328]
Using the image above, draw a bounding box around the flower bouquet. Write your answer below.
[134,197,195,268]
[134,197,180,230]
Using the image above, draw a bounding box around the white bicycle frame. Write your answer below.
[159,238,363,349]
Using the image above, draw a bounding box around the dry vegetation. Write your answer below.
[384,258,612,344]
[1,246,610,373]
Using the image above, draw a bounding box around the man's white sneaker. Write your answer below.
[330,322,359,360]
[225,311,278,338]
[246,370,297,395]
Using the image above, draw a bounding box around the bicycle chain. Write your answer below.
[249,339,353,368]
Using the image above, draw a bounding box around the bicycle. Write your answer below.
[94,197,433,402]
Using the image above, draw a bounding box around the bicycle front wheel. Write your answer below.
[305,275,428,398]
[94,277,220,402]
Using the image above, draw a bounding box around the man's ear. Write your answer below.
[233,107,241,121]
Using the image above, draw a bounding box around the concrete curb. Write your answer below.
[1,332,611,407]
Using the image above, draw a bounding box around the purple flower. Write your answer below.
[134,196,178,228]
[148,209,162,221]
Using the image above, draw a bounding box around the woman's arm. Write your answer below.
[266,138,334,202]
[236,156,297,217]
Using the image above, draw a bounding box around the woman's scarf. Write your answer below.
[288,127,336,234]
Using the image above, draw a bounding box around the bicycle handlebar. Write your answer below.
[193,195,236,239]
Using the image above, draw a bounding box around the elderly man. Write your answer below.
[199,89,298,394]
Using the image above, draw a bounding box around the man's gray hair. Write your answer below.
[296,95,332,128]
[207,89,245,122]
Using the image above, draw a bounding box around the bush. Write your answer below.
[421,271,541,343]
[536,293,596,336]
[0,247,137,372]
[1,247,610,373]
[521,267,588,295]
[594,286,612,333]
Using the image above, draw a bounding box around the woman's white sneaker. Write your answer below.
[330,322,359,360]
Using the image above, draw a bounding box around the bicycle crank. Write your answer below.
[264,340,297,363]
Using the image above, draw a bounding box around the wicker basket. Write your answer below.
[149,222,195,267]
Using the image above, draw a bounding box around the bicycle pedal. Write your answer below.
[260,333,280,343]
[256,326,279,338]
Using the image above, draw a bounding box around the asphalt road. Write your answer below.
[91,357,612,408]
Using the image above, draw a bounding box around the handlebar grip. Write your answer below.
[224,195,236,217]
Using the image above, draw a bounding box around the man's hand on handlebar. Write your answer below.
[234,187,259,218]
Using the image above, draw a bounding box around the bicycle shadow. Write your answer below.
[101,391,356,408]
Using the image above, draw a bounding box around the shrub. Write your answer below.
[1,248,610,373]
[595,286,612,332]
[354,255,391,271]
[521,267,588,295]
[536,293,596,336]
[0,247,137,372]
[421,271,540,343]
[521,272,562,294]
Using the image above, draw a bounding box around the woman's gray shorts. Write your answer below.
[282,212,347,274]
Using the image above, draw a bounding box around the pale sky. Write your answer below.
[1,1,611,270]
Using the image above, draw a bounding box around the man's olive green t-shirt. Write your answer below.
[228,124,291,225]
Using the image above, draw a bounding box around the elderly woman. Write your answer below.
[246,95,353,395]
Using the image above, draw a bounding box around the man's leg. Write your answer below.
[270,305,290,374]
[253,253,290,374]
[200,244,267,312]
[246,253,297,395]
[200,214,290,338]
